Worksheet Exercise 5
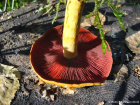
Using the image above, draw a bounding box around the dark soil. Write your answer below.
[0,1,140,105]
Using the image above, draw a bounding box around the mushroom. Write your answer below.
[30,0,113,88]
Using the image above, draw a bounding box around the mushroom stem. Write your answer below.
[63,0,85,59]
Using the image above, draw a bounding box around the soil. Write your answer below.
[0,1,140,105]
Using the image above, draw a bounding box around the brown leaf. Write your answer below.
[80,12,106,28]
[125,28,140,54]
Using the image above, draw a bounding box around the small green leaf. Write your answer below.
[107,0,126,32]
[85,0,111,54]
[47,0,50,4]
[0,2,2,8]
[8,0,11,7]
[16,2,19,8]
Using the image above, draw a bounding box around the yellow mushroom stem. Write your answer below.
[63,0,85,59]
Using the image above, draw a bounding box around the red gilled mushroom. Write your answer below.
[30,0,113,87]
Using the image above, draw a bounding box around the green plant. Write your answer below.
[52,0,66,24]
[125,0,140,5]
[0,0,38,13]
[84,0,126,54]
[85,0,109,54]
[50,0,126,54]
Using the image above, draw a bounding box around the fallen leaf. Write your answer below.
[0,63,20,105]
[38,79,46,85]
[125,28,140,54]
[80,12,106,28]
[136,17,140,20]
[113,64,128,83]
[61,87,77,95]
[50,94,55,101]
[98,101,104,105]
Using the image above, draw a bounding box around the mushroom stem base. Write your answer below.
[63,0,85,59]
[63,50,78,59]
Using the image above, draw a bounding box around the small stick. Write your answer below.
[4,0,8,12]
[41,6,53,16]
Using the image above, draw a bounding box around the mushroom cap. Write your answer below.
[30,25,113,87]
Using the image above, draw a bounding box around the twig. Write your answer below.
[0,0,8,15]
[4,0,8,12]
[41,6,53,16]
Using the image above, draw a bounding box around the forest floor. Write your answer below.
[0,1,140,105]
